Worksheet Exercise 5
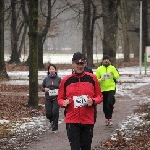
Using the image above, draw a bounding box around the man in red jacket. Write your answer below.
[58,51,103,150]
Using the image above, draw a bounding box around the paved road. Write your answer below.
[26,91,140,150]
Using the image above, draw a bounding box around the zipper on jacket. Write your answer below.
[51,79,54,85]
[78,76,80,82]
[78,75,81,123]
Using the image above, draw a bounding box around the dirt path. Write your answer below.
[26,83,142,150]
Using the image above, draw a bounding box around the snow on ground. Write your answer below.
[0,120,9,124]
[1,66,150,148]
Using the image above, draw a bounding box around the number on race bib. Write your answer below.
[48,89,58,96]
[102,73,111,79]
[73,95,88,108]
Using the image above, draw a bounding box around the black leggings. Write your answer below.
[45,100,59,131]
[66,123,94,150]
[102,91,115,119]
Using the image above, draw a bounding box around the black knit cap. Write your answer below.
[102,55,110,60]
[72,51,86,63]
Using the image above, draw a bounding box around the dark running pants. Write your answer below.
[45,99,59,131]
[66,123,94,150]
[102,91,115,120]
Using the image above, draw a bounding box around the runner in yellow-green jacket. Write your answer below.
[96,55,119,126]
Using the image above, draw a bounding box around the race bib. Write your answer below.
[48,89,58,96]
[73,95,88,108]
[102,73,111,79]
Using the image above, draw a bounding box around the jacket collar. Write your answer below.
[72,71,85,78]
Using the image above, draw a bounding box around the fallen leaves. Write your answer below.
[93,103,150,150]
[0,85,46,149]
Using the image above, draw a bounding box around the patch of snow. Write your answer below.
[0,119,10,124]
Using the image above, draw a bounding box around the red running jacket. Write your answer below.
[58,71,103,124]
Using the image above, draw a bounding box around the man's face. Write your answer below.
[103,59,110,66]
[72,61,85,74]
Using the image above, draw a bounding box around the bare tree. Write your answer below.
[21,0,58,68]
[38,0,52,68]
[0,0,8,79]
[28,0,38,107]
[82,0,102,67]
[82,0,91,62]
[142,0,149,61]
[101,0,119,65]
[123,0,140,60]
[9,0,25,63]
[119,0,129,62]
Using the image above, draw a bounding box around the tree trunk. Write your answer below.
[38,0,51,69]
[88,1,96,67]
[102,0,118,65]
[28,0,38,107]
[0,0,8,79]
[120,0,130,62]
[38,35,44,68]
[18,24,27,58]
[142,0,149,61]
[82,0,92,66]
[9,0,20,63]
